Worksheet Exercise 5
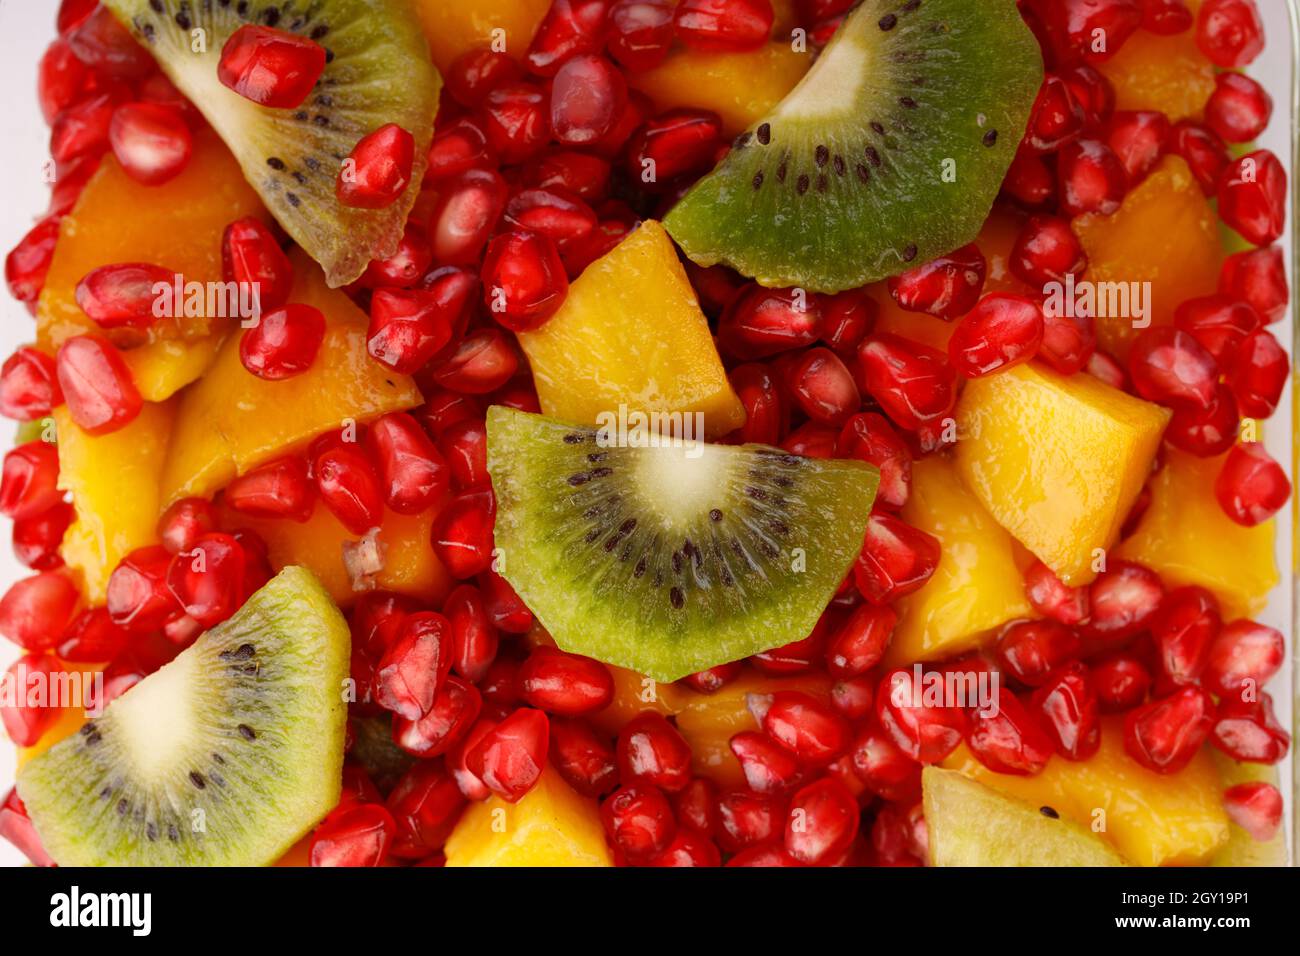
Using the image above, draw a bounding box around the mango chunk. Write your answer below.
[159,253,421,505]
[55,402,175,602]
[1117,448,1278,619]
[1074,157,1223,359]
[944,718,1229,867]
[886,456,1034,666]
[628,43,811,137]
[124,334,226,404]
[955,362,1169,587]
[444,764,614,866]
[1099,25,1215,123]
[413,0,549,73]
[518,221,744,438]
[588,665,689,738]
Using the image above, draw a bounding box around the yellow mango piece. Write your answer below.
[1074,157,1223,359]
[588,665,689,738]
[160,253,421,505]
[885,457,1034,666]
[444,764,614,866]
[124,333,225,404]
[955,362,1169,586]
[944,718,1230,867]
[1117,448,1278,619]
[1099,25,1215,123]
[55,402,175,602]
[629,43,812,137]
[413,0,549,73]
[673,671,831,789]
[518,221,744,438]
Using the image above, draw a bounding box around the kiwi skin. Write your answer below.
[664,0,1043,293]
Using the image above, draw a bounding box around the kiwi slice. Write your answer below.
[103,0,439,288]
[17,566,350,866]
[663,0,1042,293]
[486,407,879,682]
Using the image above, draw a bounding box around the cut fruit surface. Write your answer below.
[18,567,350,866]
[923,767,1125,867]
[105,0,439,287]
[955,362,1169,587]
[663,0,1042,292]
[1098,22,1216,124]
[414,0,549,73]
[487,407,878,681]
[518,221,745,438]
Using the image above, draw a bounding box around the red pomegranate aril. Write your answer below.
[1215,442,1290,527]
[967,689,1055,776]
[65,4,152,76]
[560,217,633,277]
[716,788,785,853]
[784,419,839,458]
[310,802,395,867]
[392,675,482,758]
[1092,653,1151,712]
[783,776,858,865]
[830,675,875,721]
[1024,560,1090,626]
[1165,384,1239,458]
[997,620,1082,688]
[224,455,314,522]
[1124,685,1215,773]
[949,293,1045,379]
[786,347,858,426]
[1211,693,1289,763]
[1024,75,1085,153]
[157,497,217,556]
[1039,0,1143,64]
[826,603,896,678]
[1222,781,1282,842]
[0,442,62,522]
[1173,294,1261,366]
[1220,246,1288,324]
[1,655,64,747]
[1228,328,1287,418]
[222,217,294,316]
[74,262,173,330]
[359,225,433,289]
[819,288,876,358]
[625,109,723,186]
[441,585,497,683]
[728,363,787,445]
[1031,662,1101,761]
[367,412,448,514]
[682,661,744,694]
[106,545,179,632]
[108,102,192,186]
[1106,110,1170,186]
[549,716,618,797]
[618,711,693,792]
[50,92,118,165]
[1150,586,1220,687]
[38,38,90,124]
[166,533,245,628]
[857,334,956,432]
[240,304,325,381]
[525,0,610,75]
[1037,304,1098,375]
[1084,561,1164,644]
[0,572,79,652]
[730,731,802,794]
[417,389,482,441]
[1060,64,1116,127]
[482,83,551,164]
[1093,348,1131,388]
[427,327,520,395]
[466,707,549,803]
[439,418,488,490]
[218,24,326,109]
[1057,139,1127,217]
[1204,619,1284,700]
[763,691,852,767]
[55,335,142,435]
[13,502,74,572]
[1205,72,1271,145]
[887,244,987,320]
[479,569,533,634]
[608,0,675,71]
[55,606,128,663]
[337,123,415,209]
[314,445,385,535]
[647,828,721,867]
[5,217,62,308]
[674,0,773,52]
[447,718,499,801]
[384,762,465,858]
[480,231,569,333]
[838,412,912,511]
[726,843,800,866]
[503,188,597,249]
[1196,0,1264,68]
[1217,150,1287,247]
[1170,120,1230,195]
[527,150,612,203]
[1003,147,1057,208]
[752,616,830,675]
[1128,327,1218,410]
[431,485,496,579]
[550,54,627,145]
[854,513,940,606]
[426,117,495,183]
[49,154,103,218]
[446,49,524,108]
[518,646,614,716]
[673,777,718,836]
[1141,0,1194,33]
[428,167,509,266]
[0,787,55,867]
[876,667,969,764]
[367,288,456,374]
[602,784,677,859]
[1010,215,1087,287]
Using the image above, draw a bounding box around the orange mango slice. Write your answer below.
[1099,24,1215,123]
[413,0,549,73]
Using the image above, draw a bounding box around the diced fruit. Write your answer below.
[923,767,1125,867]
[443,763,613,866]
[1117,448,1278,619]
[1098,19,1216,123]
[517,221,744,437]
[413,0,550,74]
[955,362,1169,586]
[885,457,1033,665]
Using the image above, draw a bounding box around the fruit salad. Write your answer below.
[0,0,1292,869]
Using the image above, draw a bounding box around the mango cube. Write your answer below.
[444,765,614,866]
[1099,24,1216,123]
[414,0,549,73]
[955,362,1169,586]
[885,456,1034,666]
[1117,448,1278,619]
[518,221,744,438]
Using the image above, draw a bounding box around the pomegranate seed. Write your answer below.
[5,217,61,308]
[439,586,496,683]
[1170,120,1230,195]
[551,717,619,797]
[1165,384,1239,458]
[618,711,693,792]
[1215,442,1290,527]
[1024,560,1090,626]
[1217,150,1287,247]
[480,231,570,333]
[997,620,1082,688]
[466,707,549,802]
[366,412,448,514]
[359,225,433,289]
[366,286,459,374]
[1128,326,1218,409]
[782,777,858,865]
[310,802,395,867]
[428,168,508,266]
[445,717,497,801]
[525,0,610,76]
[48,154,102,217]
[674,0,773,52]
[518,646,614,716]
[1092,653,1151,712]
[716,789,782,852]
[818,288,875,358]
[108,102,192,186]
[728,362,787,445]
[854,513,941,605]
[0,572,79,651]
[0,655,64,747]
[1205,73,1271,145]
[526,150,612,203]
[166,533,245,628]
[74,262,173,330]
[857,334,956,432]
[439,418,489,490]
[1141,0,1193,33]
[560,216,633,277]
[1038,307,1097,375]
[106,545,179,632]
[1024,75,1085,153]
[431,485,496,579]
[13,502,73,572]
[222,217,293,316]
[50,91,118,165]
[1223,781,1282,842]
[0,442,62,521]
[886,244,986,320]
[549,54,628,146]
[876,667,969,764]
[1010,215,1087,287]
[1057,139,1127,217]
[730,730,802,794]
[218,25,326,109]
[1149,586,1220,687]
[949,293,1045,379]
[55,334,142,434]
[0,787,55,867]
[1204,619,1285,700]
[427,326,520,394]
[337,124,415,209]
[1031,662,1101,761]
[763,691,851,767]
[1039,0,1143,64]
[726,843,800,866]
[602,784,676,860]
[482,83,551,164]
[1220,246,1288,325]
[672,776,718,835]
[1173,294,1261,366]
[239,304,325,381]
[445,49,524,108]
[1059,64,1116,126]
[1211,693,1289,762]
[966,689,1055,776]
[1087,350,1127,389]
[417,389,482,440]
[392,675,482,758]
[1083,560,1164,644]
[384,762,465,858]
[1124,685,1215,773]
[625,109,722,187]
[1229,328,1287,418]
[826,602,896,678]
[751,617,829,675]
[314,445,385,534]
[647,828,721,867]
[157,498,217,555]
[784,347,858,425]
[837,412,911,511]
[223,455,314,521]
[682,661,744,693]
[608,0,675,71]
[1196,0,1264,67]
[38,38,91,124]
[504,188,597,250]
[426,117,495,183]
[1003,147,1057,208]
[1106,110,1170,186]
[65,4,151,75]
[55,606,127,663]
[830,675,875,720]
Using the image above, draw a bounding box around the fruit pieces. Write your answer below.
[1073,157,1224,359]
[414,0,550,73]
[885,457,1033,666]
[488,407,877,681]
[18,567,350,865]
[1117,448,1278,619]
[517,221,744,438]
[664,0,1042,291]
[443,763,613,866]
[955,362,1169,587]
[1209,754,1287,867]
[922,767,1126,867]
[159,251,421,505]
[54,401,174,603]
[1099,12,1215,123]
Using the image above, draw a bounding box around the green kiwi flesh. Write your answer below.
[17,566,350,866]
[664,0,1043,293]
[104,0,439,288]
[486,406,879,682]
